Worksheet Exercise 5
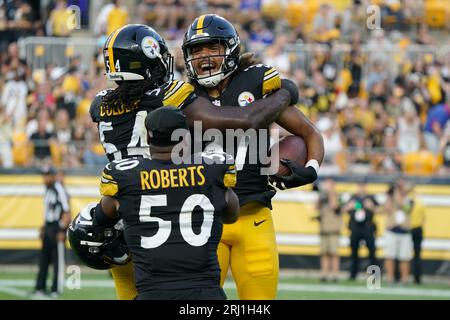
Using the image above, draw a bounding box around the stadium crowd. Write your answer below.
[0,0,449,176]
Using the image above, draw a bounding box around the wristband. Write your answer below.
[305,159,320,175]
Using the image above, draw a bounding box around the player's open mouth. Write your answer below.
[198,62,217,74]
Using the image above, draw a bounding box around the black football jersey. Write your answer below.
[100,151,236,292]
[187,64,281,208]
[90,80,196,161]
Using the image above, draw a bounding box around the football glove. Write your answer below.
[269,159,318,190]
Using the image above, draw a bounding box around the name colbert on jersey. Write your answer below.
[89,80,197,161]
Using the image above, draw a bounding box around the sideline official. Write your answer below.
[34,166,71,298]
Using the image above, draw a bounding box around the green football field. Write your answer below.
[0,267,449,300]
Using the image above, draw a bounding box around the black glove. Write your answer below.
[281,78,299,105]
[269,159,318,190]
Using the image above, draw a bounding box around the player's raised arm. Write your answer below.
[182,88,292,130]
[270,79,324,190]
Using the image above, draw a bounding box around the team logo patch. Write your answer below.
[238,92,255,106]
[142,36,160,59]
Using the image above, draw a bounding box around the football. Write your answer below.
[271,135,308,176]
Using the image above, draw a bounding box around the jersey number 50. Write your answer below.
[139,194,215,249]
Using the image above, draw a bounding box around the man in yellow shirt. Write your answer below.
[49,0,72,37]
[106,0,128,36]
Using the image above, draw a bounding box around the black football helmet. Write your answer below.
[103,24,173,84]
[68,203,130,270]
[182,14,240,87]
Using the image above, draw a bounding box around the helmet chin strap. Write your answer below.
[197,67,236,88]
[198,72,225,87]
[195,58,236,88]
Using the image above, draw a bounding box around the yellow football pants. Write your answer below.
[110,262,137,300]
[218,203,279,299]
[111,204,279,300]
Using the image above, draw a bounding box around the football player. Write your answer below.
[181,14,325,299]
[83,106,239,299]
[91,24,294,161]
[89,24,296,299]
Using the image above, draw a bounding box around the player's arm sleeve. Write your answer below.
[262,66,281,97]
[162,80,197,109]
[182,92,291,130]
[100,164,119,197]
[89,95,102,123]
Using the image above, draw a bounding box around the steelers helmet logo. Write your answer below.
[238,91,255,106]
[142,36,160,59]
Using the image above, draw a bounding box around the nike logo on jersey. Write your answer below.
[254,220,267,227]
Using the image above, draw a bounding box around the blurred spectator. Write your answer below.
[94,0,115,36]
[378,126,402,173]
[383,178,415,285]
[340,49,364,98]
[1,63,28,129]
[207,0,237,21]
[29,112,55,166]
[69,122,86,167]
[8,0,36,38]
[239,0,262,27]
[316,117,344,174]
[152,0,197,36]
[415,23,435,46]
[341,104,364,147]
[28,82,57,115]
[248,19,274,52]
[0,5,8,50]
[340,0,367,41]
[348,132,372,175]
[263,36,290,78]
[367,29,394,64]
[83,124,107,167]
[137,0,158,26]
[309,70,334,114]
[396,98,422,154]
[3,41,30,81]
[47,0,72,37]
[54,67,80,120]
[315,49,338,89]
[315,178,343,282]
[366,60,390,104]
[106,0,128,36]
[0,107,13,168]
[76,87,96,120]
[380,0,404,30]
[26,108,53,139]
[54,109,72,166]
[439,122,450,175]
[312,3,339,43]
[341,181,379,280]
[423,103,450,155]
